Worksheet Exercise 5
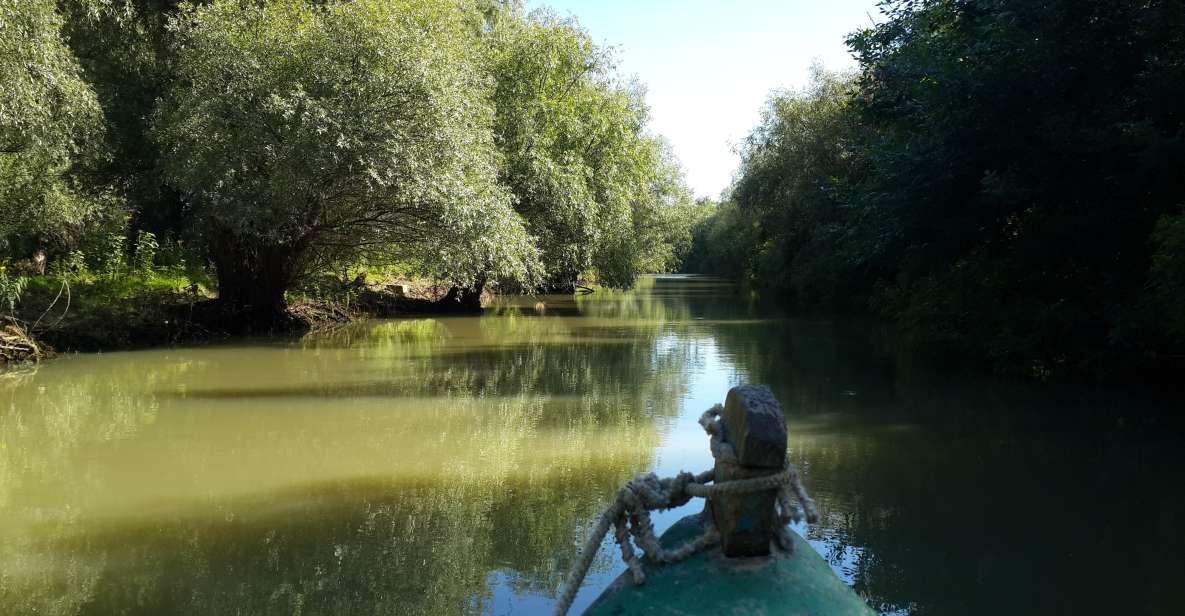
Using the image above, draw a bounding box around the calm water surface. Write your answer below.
[2,276,1183,615]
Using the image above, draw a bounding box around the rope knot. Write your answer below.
[551,405,822,616]
[663,471,698,510]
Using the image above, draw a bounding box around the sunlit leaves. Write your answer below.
[155,0,540,304]
[486,7,693,288]
[0,0,104,237]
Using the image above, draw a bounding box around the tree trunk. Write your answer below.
[438,274,486,313]
[209,234,300,331]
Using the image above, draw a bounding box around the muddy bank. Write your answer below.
[1,280,498,366]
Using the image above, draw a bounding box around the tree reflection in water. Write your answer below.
[707,316,1185,616]
[0,281,695,615]
[3,276,1183,616]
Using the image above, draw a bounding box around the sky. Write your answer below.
[526,0,883,199]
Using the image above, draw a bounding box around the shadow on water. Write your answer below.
[708,316,1185,615]
[5,469,637,616]
[0,280,696,615]
[2,275,1182,615]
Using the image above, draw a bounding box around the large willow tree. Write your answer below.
[0,0,105,242]
[487,7,692,290]
[155,0,539,323]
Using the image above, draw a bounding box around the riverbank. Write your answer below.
[0,319,46,364]
[0,274,496,368]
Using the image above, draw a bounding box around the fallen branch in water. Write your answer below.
[0,318,45,364]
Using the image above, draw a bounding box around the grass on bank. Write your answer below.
[1,262,474,364]
[13,270,215,354]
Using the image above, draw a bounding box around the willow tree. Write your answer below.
[486,8,690,290]
[59,0,184,238]
[0,0,105,244]
[155,0,538,323]
[630,140,699,275]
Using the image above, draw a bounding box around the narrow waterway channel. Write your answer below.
[2,275,1182,615]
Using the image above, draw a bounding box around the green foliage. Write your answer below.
[0,266,29,315]
[1148,210,1185,341]
[133,231,158,274]
[684,66,867,303]
[154,0,541,316]
[101,232,125,277]
[486,7,694,288]
[9,267,211,354]
[630,143,701,275]
[683,199,758,282]
[729,67,868,305]
[58,0,182,236]
[689,0,1185,377]
[0,0,109,241]
[4,0,698,326]
[0,0,702,338]
[850,0,1185,375]
[51,250,90,280]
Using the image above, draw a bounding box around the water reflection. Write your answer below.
[2,276,1182,615]
[0,284,694,615]
[708,317,1185,616]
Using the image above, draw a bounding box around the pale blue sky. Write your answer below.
[526,0,882,199]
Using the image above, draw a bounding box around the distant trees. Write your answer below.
[628,141,700,276]
[684,67,868,306]
[687,0,1185,378]
[682,199,755,283]
[733,67,867,307]
[486,7,695,291]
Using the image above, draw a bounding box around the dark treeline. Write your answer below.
[685,0,1185,380]
[1,0,700,335]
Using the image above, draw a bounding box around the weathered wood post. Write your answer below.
[709,384,787,557]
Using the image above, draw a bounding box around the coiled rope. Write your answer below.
[551,405,819,616]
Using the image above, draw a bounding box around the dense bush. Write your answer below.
[686,0,1185,378]
[0,0,112,244]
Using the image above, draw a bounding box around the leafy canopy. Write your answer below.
[0,0,105,239]
[487,7,693,288]
[687,0,1185,377]
[156,0,540,289]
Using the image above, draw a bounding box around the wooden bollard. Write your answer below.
[709,384,787,557]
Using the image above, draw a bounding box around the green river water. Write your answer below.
[2,275,1183,615]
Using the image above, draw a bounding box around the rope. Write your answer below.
[551,405,819,616]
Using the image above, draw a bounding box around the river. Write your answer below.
[2,275,1182,615]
